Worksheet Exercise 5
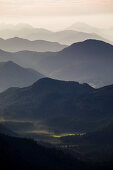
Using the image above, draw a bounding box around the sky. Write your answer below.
[0,0,113,30]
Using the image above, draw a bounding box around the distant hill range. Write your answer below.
[0,61,44,92]
[66,22,100,33]
[0,37,67,52]
[0,25,110,45]
[0,77,113,133]
[0,39,113,87]
[66,22,113,43]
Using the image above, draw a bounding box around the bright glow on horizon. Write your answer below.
[0,0,113,30]
[0,0,113,16]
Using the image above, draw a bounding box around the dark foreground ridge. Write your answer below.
[0,133,113,170]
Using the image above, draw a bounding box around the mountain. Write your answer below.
[0,77,113,133]
[0,37,67,52]
[0,61,44,92]
[66,22,113,44]
[0,25,109,45]
[66,22,101,34]
[46,30,106,45]
[0,39,112,87]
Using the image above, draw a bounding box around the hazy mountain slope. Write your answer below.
[66,22,113,44]
[66,22,100,33]
[0,39,113,87]
[0,26,108,44]
[0,37,67,52]
[0,61,44,92]
[0,78,113,132]
[46,30,105,45]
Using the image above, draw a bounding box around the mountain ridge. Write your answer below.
[0,26,110,44]
[0,37,67,52]
[0,61,44,92]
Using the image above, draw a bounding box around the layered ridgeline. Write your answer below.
[0,61,44,92]
[0,37,67,52]
[0,39,113,87]
[0,26,109,44]
[0,77,113,133]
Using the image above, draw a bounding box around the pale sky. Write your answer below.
[0,0,113,30]
[0,0,113,16]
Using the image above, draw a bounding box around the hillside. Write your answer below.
[0,61,44,92]
[0,78,113,133]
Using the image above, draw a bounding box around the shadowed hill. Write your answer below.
[0,78,113,132]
